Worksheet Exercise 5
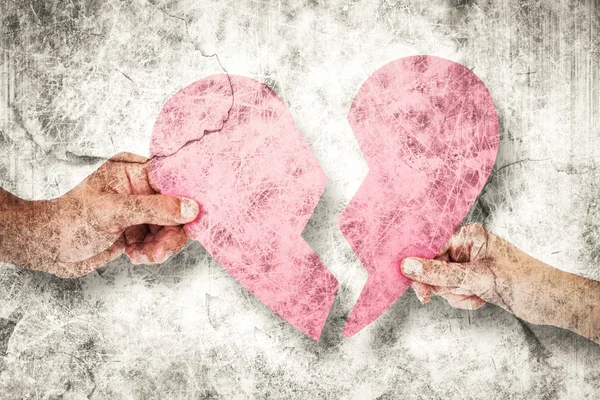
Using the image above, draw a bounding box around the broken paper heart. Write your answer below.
[339,55,499,336]
[149,75,339,340]
[149,56,498,340]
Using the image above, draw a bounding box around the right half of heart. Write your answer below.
[340,55,500,337]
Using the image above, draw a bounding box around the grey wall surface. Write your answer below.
[0,0,599,398]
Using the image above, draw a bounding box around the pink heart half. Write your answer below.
[340,55,499,337]
[150,75,338,340]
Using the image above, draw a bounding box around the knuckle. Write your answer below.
[110,152,148,163]
[467,222,486,236]
[111,152,130,160]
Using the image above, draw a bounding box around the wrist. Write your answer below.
[497,247,568,327]
[526,262,600,342]
[0,197,51,268]
[560,273,600,343]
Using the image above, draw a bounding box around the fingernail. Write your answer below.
[138,254,150,264]
[403,258,423,276]
[180,198,200,220]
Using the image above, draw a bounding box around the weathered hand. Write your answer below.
[401,223,600,343]
[0,152,200,278]
[403,223,497,311]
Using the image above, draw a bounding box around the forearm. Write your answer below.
[0,189,27,264]
[552,269,600,344]
[487,235,600,344]
[521,257,600,344]
[0,189,51,269]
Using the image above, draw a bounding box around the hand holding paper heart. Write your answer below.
[148,56,499,340]
[0,152,201,278]
[3,55,598,345]
[340,55,500,336]
[402,223,600,345]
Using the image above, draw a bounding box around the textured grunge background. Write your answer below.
[1,0,599,398]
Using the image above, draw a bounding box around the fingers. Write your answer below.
[49,235,126,278]
[108,152,148,164]
[401,257,493,296]
[402,258,479,290]
[437,292,487,310]
[106,194,201,231]
[405,224,493,313]
[448,287,475,296]
[402,257,465,287]
[436,223,489,263]
[410,279,487,310]
[124,224,148,246]
[411,281,487,310]
[403,256,490,312]
[411,282,432,304]
[126,225,189,264]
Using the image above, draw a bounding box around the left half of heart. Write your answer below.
[149,74,338,340]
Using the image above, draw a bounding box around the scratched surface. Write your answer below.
[0,0,599,398]
[341,56,499,336]
[149,74,337,340]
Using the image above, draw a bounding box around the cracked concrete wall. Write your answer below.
[0,0,599,398]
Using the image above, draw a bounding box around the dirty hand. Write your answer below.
[0,153,200,278]
[401,223,600,343]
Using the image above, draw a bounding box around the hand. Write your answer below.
[0,153,201,278]
[401,223,600,343]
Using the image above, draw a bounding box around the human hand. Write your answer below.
[0,152,201,278]
[401,223,600,343]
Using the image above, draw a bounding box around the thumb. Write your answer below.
[106,194,201,230]
[401,257,491,293]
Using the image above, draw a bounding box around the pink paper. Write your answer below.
[340,56,499,336]
[150,75,338,340]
